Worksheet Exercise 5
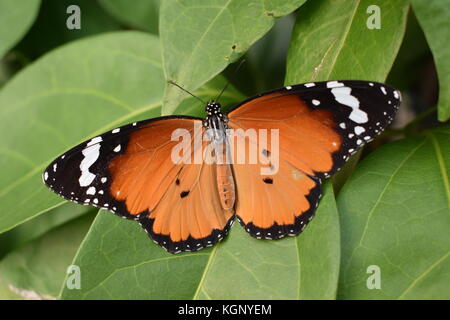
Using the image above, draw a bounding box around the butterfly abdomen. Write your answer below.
[216,163,235,211]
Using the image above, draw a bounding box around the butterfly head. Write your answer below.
[203,101,228,129]
[205,101,222,116]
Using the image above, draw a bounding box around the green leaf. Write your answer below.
[337,126,450,299]
[61,183,339,299]
[0,31,165,234]
[98,0,160,34]
[286,0,409,84]
[0,213,94,299]
[17,0,121,59]
[193,183,340,300]
[0,0,40,59]
[0,203,94,258]
[160,0,306,115]
[412,0,450,121]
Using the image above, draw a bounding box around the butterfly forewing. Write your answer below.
[227,80,401,178]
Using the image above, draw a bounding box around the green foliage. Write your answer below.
[412,0,450,121]
[0,0,40,59]
[0,0,448,300]
[286,0,409,83]
[338,127,450,299]
[98,0,160,34]
[160,0,307,114]
[0,213,94,299]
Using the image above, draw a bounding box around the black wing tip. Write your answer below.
[138,215,236,254]
[237,178,322,240]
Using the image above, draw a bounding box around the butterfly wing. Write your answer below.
[227,80,400,238]
[43,116,234,253]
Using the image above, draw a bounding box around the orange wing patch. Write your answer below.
[228,93,342,176]
[107,120,234,253]
[232,149,321,239]
[108,118,198,215]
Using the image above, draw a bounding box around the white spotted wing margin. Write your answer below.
[42,115,202,220]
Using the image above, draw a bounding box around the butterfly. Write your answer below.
[43,80,400,254]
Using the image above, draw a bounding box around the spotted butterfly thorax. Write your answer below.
[43,80,400,253]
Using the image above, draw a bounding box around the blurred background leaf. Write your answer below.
[337,126,450,299]
[0,213,94,299]
[98,0,160,34]
[411,0,450,122]
[0,0,40,59]
[16,0,121,60]
[0,203,94,259]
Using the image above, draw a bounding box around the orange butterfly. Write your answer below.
[43,80,400,253]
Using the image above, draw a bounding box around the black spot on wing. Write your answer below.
[180,190,190,198]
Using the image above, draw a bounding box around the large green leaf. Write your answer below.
[0,0,40,59]
[286,0,409,84]
[61,183,339,299]
[412,0,450,121]
[0,31,164,234]
[193,183,340,300]
[160,0,307,115]
[337,126,450,299]
[0,213,94,299]
[98,0,160,34]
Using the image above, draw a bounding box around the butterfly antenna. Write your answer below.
[168,80,206,104]
[215,59,246,103]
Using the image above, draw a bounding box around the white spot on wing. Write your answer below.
[114,145,121,152]
[354,126,365,135]
[394,90,400,99]
[44,171,49,181]
[312,99,320,106]
[331,87,368,123]
[79,137,102,187]
[86,186,96,195]
[326,81,344,88]
[380,86,387,95]
[304,83,315,87]
[112,128,120,134]
[286,86,292,90]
